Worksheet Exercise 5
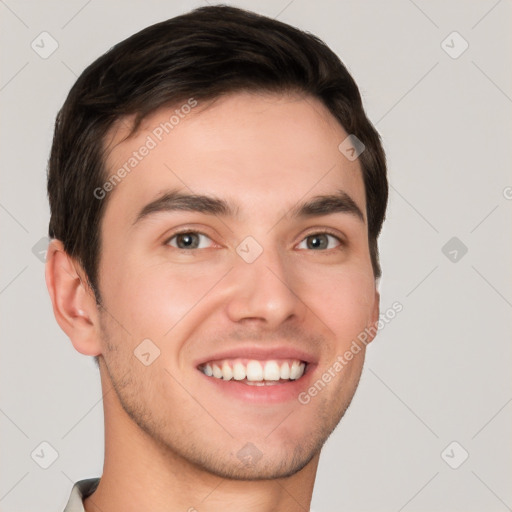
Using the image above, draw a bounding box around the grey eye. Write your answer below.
[168,232,212,249]
[297,233,341,250]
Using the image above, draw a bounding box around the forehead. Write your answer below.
[102,92,366,224]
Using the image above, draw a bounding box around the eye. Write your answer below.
[297,232,342,250]
[167,232,214,250]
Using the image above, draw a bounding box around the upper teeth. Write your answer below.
[201,359,306,382]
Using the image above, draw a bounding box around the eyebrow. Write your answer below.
[133,189,236,225]
[290,191,365,222]
[133,189,364,225]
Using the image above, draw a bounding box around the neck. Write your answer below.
[84,374,319,512]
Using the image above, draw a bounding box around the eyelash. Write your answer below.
[165,230,215,250]
[297,230,344,250]
[164,229,345,251]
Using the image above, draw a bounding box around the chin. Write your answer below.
[190,442,320,481]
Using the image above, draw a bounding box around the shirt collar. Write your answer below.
[63,478,100,512]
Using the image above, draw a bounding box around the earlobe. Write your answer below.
[45,239,102,356]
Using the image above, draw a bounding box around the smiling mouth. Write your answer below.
[198,358,307,386]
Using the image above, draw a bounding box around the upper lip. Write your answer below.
[194,345,318,368]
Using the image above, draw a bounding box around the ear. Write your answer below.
[366,288,380,345]
[45,239,102,356]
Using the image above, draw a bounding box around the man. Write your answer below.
[46,5,387,511]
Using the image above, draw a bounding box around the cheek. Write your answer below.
[296,264,376,343]
[100,255,228,339]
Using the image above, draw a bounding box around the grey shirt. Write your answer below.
[63,478,100,512]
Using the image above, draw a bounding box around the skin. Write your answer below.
[46,92,380,512]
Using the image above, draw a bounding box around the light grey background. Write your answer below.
[1,1,511,511]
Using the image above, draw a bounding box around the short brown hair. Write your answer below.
[47,5,388,302]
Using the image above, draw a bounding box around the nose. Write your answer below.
[224,245,306,328]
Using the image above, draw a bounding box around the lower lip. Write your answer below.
[198,364,317,404]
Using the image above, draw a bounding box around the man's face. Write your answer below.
[96,92,379,479]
